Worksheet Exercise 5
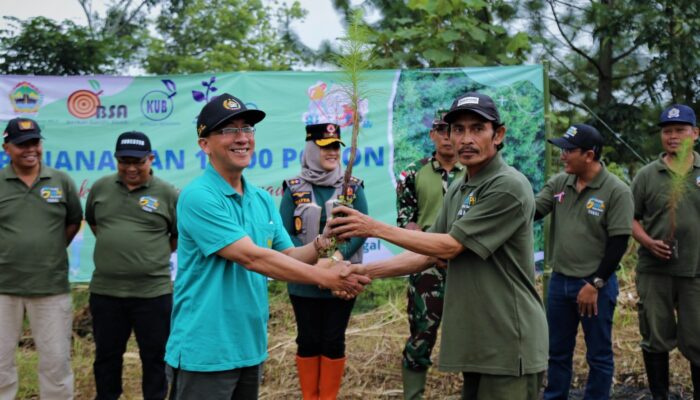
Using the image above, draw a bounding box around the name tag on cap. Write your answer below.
[457,97,480,107]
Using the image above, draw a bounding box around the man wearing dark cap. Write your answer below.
[536,124,633,400]
[164,94,370,400]
[631,104,700,399]
[85,131,178,400]
[0,118,82,400]
[395,109,464,399]
[329,92,548,400]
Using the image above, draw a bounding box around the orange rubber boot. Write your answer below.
[319,356,346,400]
[296,355,321,400]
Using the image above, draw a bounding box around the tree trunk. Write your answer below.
[596,0,614,110]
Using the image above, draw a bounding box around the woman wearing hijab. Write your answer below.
[279,123,368,400]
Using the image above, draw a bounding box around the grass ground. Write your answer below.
[14,247,694,399]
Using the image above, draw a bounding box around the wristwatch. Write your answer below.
[592,277,606,289]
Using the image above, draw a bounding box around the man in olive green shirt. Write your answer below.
[631,104,700,399]
[86,131,178,400]
[536,124,633,400]
[330,92,548,400]
[0,118,82,400]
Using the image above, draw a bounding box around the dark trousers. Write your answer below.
[289,295,355,359]
[90,293,172,400]
[544,273,619,400]
[166,364,261,400]
[403,266,445,370]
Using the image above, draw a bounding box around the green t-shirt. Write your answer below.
[86,173,178,297]
[536,165,634,277]
[429,154,548,376]
[631,152,700,277]
[0,164,82,296]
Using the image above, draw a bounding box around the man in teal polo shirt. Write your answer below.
[0,118,82,400]
[165,93,370,400]
[632,104,700,399]
[86,131,178,400]
[329,92,548,400]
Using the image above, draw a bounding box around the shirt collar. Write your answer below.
[205,163,250,198]
[461,153,506,188]
[654,151,700,172]
[565,162,608,189]
[2,163,51,180]
[430,153,464,172]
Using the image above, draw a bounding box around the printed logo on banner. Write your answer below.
[192,76,218,103]
[302,81,372,128]
[9,81,43,114]
[141,79,177,121]
[67,79,128,120]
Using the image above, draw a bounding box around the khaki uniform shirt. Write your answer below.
[429,154,548,376]
[0,164,82,296]
[86,173,178,297]
[632,152,700,277]
[536,165,634,277]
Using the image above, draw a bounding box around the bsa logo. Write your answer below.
[668,108,680,119]
[222,98,240,110]
[40,186,63,203]
[9,81,43,114]
[586,197,605,217]
[141,79,176,121]
[67,80,127,120]
[139,196,160,213]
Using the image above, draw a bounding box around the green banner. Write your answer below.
[1,66,546,282]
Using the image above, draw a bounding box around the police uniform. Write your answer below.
[0,118,82,400]
[279,122,368,400]
[86,131,178,400]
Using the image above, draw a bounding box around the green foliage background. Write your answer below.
[391,69,545,253]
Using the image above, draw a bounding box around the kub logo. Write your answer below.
[141,79,176,121]
[9,81,43,114]
[668,108,680,119]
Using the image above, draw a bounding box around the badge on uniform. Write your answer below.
[457,191,476,217]
[586,197,605,217]
[294,216,303,234]
[139,196,160,212]
[40,186,63,203]
[292,191,311,205]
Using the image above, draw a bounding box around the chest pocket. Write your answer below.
[249,223,276,249]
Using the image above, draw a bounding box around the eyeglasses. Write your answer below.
[217,126,256,137]
[117,157,149,166]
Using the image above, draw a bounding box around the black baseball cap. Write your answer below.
[196,93,266,137]
[305,123,345,146]
[548,124,603,151]
[443,92,501,125]
[3,118,43,144]
[114,131,152,158]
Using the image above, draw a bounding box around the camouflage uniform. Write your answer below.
[397,154,464,371]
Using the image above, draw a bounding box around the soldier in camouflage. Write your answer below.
[396,110,465,399]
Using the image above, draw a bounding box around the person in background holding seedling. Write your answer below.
[279,122,368,400]
[631,104,700,400]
